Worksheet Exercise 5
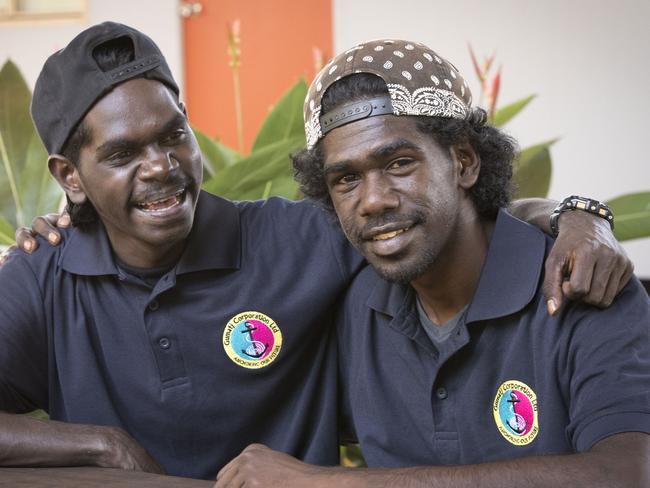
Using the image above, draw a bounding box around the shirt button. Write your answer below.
[436,387,448,400]
[158,337,171,349]
[148,300,159,311]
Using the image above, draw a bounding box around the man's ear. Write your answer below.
[451,143,480,190]
[48,154,87,204]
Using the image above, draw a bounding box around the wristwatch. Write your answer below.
[550,195,614,237]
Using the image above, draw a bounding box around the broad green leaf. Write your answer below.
[0,60,34,189]
[203,136,303,201]
[493,95,536,128]
[17,132,63,223]
[0,60,62,228]
[0,129,21,226]
[251,80,308,152]
[607,191,650,241]
[193,128,241,178]
[512,140,556,199]
[0,215,15,245]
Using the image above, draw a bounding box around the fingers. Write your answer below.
[15,227,39,253]
[0,245,17,266]
[594,253,634,308]
[32,214,65,245]
[141,459,166,475]
[56,213,71,228]
[14,213,69,253]
[551,246,634,311]
[216,454,238,481]
[617,260,635,295]
[543,253,566,316]
[215,444,269,487]
[599,262,627,308]
[562,249,595,302]
[214,466,243,488]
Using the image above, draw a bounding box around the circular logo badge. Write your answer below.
[493,380,539,446]
[223,311,282,369]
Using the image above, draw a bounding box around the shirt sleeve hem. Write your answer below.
[574,412,650,451]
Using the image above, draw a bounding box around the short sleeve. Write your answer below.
[565,278,650,451]
[0,250,49,413]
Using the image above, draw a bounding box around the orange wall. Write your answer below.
[183,0,332,153]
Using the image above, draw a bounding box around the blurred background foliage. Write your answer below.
[1,56,648,247]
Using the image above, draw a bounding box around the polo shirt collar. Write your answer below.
[59,191,241,276]
[366,209,547,323]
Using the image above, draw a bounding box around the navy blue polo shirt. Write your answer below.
[338,209,650,467]
[0,191,362,479]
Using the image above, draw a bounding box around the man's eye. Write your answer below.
[337,174,359,185]
[108,151,132,162]
[163,130,186,144]
[387,158,414,171]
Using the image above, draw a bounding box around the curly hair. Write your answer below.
[292,73,517,219]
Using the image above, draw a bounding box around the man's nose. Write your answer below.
[138,147,179,182]
[358,174,399,217]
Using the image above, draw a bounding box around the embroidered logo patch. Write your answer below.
[223,311,282,369]
[493,380,539,446]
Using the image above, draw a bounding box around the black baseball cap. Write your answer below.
[31,21,179,155]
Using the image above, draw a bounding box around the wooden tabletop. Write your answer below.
[0,467,214,487]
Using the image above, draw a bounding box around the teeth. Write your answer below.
[137,190,184,211]
[372,227,409,241]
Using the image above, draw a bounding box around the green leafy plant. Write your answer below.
[0,60,64,245]
[469,47,649,240]
[197,80,305,201]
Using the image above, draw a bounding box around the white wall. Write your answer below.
[0,0,183,92]
[334,0,650,277]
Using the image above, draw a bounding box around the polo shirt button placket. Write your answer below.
[148,300,159,311]
[158,337,171,350]
[436,387,448,400]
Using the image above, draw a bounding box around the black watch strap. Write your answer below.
[550,195,614,237]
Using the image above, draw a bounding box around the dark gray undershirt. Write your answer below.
[115,257,173,288]
[416,297,468,345]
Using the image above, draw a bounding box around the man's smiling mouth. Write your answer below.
[371,227,411,241]
[135,188,185,212]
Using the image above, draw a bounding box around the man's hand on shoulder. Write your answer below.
[544,210,633,315]
[508,197,633,315]
[13,213,70,255]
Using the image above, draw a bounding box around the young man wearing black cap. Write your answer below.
[0,22,364,478]
[214,40,650,487]
[0,24,635,480]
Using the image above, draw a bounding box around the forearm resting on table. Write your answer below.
[0,411,159,472]
[332,433,649,488]
[0,411,112,467]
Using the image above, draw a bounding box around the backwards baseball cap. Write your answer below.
[304,39,473,149]
[31,21,179,155]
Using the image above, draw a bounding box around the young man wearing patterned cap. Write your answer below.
[214,40,650,487]
[0,24,634,480]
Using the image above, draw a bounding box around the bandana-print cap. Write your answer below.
[304,39,472,149]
